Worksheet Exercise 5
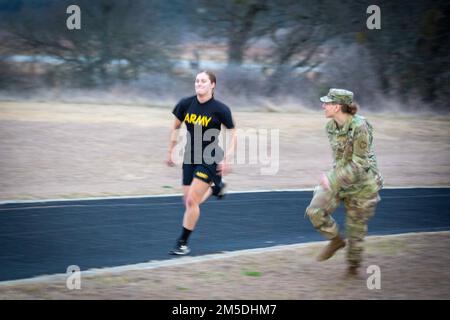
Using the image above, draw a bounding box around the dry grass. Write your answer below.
[1,232,449,299]
[0,101,449,200]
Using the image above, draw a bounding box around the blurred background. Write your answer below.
[0,0,449,112]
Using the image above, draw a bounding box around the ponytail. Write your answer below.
[341,102,359,115]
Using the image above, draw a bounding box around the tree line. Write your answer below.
[0,0,448,110]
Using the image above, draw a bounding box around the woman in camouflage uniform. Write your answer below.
[305,88,383,276]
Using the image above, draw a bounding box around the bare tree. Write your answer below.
[2,0,177,87]
[361,0,450,107]
[193,0,269,66]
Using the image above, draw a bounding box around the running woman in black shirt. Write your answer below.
[166,70,236,255]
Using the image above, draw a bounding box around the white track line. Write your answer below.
[0,230,449,287]
[2,194,449,212]
[1,186,449,205]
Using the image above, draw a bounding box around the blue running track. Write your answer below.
[0,188,449,281]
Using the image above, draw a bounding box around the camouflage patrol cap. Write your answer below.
[320,88,354,105]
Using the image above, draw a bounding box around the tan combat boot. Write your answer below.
[316,235,346,261]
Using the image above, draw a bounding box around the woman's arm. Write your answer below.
[166,118,182,167]
[218,127,237,175]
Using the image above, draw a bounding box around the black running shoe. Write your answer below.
[169,240,191,255]
[212,182,227,199]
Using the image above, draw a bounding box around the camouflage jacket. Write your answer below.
[326,115,383,196]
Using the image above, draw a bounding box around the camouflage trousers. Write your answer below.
[305,186,380,267]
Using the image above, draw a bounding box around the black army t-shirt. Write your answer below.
[172,95,234,164]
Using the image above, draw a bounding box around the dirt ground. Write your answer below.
[0,102,449,200]
[1,232,450,299]
[0,101,449,300]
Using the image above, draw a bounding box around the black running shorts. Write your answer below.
[182,163,218,185]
